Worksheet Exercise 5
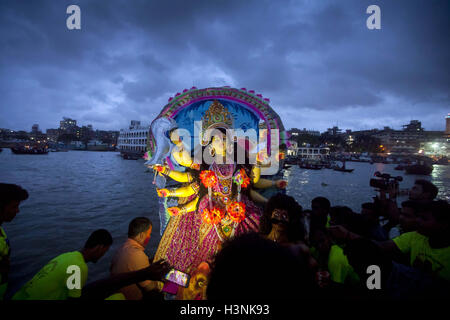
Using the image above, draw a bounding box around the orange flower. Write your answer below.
[227,201,246,223]
[200,170,217,188]
[201,207,225,225]
[233,168,250,189]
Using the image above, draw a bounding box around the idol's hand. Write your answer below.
[275,180,288,189]
[157,188,170,197]
[149,164,167,174]
[167,207,181,216]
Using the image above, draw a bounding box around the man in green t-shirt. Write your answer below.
[0,183,29,300]
[310,228,359,286]
[12,229,112,300]
[392,200,450,281]
[330,200,450,283]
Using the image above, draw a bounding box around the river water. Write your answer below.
[0,149,449,296]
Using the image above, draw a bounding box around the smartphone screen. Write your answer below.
[165,268,190,287]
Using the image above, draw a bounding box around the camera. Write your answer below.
[369,171,403,191]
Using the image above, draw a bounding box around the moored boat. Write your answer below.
[333,167,354,173]
[404,164,433,175]
[298,162,322,170]
[11,146,49,154]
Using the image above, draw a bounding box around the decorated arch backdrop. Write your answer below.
[147,86,287,161]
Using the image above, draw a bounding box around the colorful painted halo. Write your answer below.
[147,87,287,157]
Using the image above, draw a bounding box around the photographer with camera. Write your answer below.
[369,174,440,238]
[409,179,438,203]
[369,172,403,238]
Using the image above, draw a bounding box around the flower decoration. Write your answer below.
[227,201,246,223]
[201,207,225,225]
[233,168,250,189]
[154,165,166,173]
[200,170,217,188]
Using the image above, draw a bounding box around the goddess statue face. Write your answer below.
[170,130,181,144]
[211,134,227,157]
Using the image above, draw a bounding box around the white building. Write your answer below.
[117,121,150,154]
[296,147,330,159]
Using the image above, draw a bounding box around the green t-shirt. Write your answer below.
[13,251,88,300]
[0,227,9,258]
[105,293,126,300]
[0,227,10,300]
[393,231,450,282]
[310,244,360,285]
[327,245,360,285]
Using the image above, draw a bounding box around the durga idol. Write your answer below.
[151,100,286,276]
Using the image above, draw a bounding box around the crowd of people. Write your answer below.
[0,177,449,300]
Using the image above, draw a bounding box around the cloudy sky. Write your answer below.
[1,0,448,133]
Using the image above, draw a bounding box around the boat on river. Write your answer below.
[333,167,354,173]
[332,160,354,173]
[404,164,433,175]
[298,161,322,170]
[11,146,49,154]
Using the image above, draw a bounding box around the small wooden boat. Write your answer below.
[123,153,139,160]
[299,163,322,170]
[404,164,433,175]
[11,147,48,154]
[333,167,354,173]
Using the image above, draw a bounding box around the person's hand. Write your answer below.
[378,189,387,201]
[387,183,398,200]
[275,180,288,189]
[327,225,350,240]
[157,188,170,197]
[143,260,171,281]
[288,242,319,273]
[385,200,400,223]
[315,270,331,289]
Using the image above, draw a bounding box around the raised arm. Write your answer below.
[254,178,288,189]
[80,260,170,300]
[167,197,200,216]
[250,189,268,205]
[150,165,194,183]
[157,182,200,198]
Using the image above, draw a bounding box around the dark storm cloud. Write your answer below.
[0,0,448,132]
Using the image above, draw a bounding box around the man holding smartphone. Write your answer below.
[110,217,163,300]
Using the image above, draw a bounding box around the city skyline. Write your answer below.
[2,115,448,135]
[1,0,449,132]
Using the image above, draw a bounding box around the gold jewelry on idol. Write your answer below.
[201,100,233,146]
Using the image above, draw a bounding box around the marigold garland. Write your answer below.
[200,170,218,188]
[227,201,246,223]
[233,168,250,189]
[201,207,225,225]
